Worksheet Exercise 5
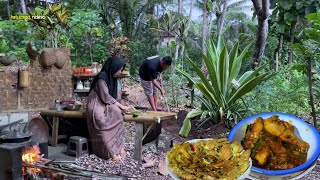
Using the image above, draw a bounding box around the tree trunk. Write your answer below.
[251,0,269,69]
[180,0,194,59]
[89,34,93,63]
[178,0,183,14]
[208,13,214,37]
[6,0,11,19]
[275,52,279,71]
[217,0,228,36]
[278,34,283,58]
[208,1,215,36]
[173,40,180,72]
[202,0,208,67]
[19,0,27,14]
[307,58,317,128]
[288,21,297,64]
[274,34,283,71]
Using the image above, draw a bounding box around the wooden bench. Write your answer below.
[40,109,177,160]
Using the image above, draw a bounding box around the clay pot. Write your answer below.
[0,55,17,66]
[39,48,56,68]
[54,50,67,69]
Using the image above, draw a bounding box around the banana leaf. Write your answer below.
[179,109,203,137]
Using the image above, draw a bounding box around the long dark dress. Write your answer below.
[86,79,124,159]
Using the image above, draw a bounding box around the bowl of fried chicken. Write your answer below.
[228,112,320,178]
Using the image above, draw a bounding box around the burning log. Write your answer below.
[24,169,38,180]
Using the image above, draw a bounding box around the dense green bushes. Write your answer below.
[244,68,309,115]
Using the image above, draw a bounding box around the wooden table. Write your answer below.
[40,109,177,160]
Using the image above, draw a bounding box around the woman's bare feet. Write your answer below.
[120,149,126,158]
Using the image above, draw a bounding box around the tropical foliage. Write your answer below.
[290,11,320,128]
[28,4,70,48]
[178,37,274,137]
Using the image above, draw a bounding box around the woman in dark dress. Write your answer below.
[86,56,130,161]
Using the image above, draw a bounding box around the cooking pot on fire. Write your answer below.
[0,119,33,143]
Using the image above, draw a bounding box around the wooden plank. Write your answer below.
[40,110,177,123]
[124,114,159,122]
[134,122,143,160]
[17,90,20,110]
[145,111,177,116]
[40,109,85,118]
[51,117,59,147]
[74,89,90,93]
[40,109,175,123]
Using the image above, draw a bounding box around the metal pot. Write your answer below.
[0,129,32,143]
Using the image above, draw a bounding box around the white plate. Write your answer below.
[165,138,252,180]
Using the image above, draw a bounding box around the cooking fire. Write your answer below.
[22,145,42,175]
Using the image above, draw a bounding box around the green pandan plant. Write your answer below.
[177,37,275,137]
[0,39,9,55]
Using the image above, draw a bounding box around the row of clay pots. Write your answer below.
[0,55,17,66]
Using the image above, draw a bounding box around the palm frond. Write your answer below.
[228,0,251,9]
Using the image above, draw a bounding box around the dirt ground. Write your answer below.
[117,81,320,180]
[76,79,320,180]
[121,80,230,141]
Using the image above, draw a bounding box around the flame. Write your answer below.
[22,145,42,175]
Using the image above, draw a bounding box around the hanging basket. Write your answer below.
[39,48,56,68]
[54,50,67,69]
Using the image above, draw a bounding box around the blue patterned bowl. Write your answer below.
[228,112,320,177]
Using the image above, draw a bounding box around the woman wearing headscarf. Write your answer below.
[86,56,130,161]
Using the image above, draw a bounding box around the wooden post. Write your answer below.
[17,90,21,110]
[134,122,144,160]
[51,117,60,147]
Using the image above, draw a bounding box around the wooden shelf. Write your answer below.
[74,73,97,79]
[73,70,130,94]
[73,71,130,79]
[74,89,90,93]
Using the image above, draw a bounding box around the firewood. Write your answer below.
[22,163,124,179]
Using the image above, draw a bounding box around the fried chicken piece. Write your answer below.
[254,143,270,166]
[265,135,287,155]
[264,115,293,136]
[264,115,309,154]
[279,128,310,154]
[243,117,264,149]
